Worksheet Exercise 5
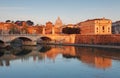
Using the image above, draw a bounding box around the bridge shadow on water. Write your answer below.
[38,45,52,53]
[0,51,4,57]
[0,45,33,57]
[13,48,32,56]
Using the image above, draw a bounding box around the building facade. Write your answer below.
[79,18,112,35]
[0,22,16,34]
[54,17,63,34]
[112,21,120,34]
[45,21,53,34]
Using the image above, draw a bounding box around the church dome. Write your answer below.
[55,17,63,27]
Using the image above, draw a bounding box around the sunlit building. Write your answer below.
[27,27,36,34]
[79,18,112,35]
[55,17,63,28]
[54,17,63,34]
[45,21,53,34]
[0,22,14,34]
[63,24,79,28]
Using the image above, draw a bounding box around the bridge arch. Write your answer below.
[0,40,5,47]
[12,37,32,41]
[37,36,52,44]
[40,37,52,41]
[11,37,33,46]
[0,40,4,44]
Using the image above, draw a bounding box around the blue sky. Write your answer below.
[0,0,120,25]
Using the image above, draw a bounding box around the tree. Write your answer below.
[26,20,34,26]
[6,20,11,23]
[62,27,80,34]
[14,20,34,26]
[15,20,23,26]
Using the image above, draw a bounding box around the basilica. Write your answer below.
[45,17,63,34]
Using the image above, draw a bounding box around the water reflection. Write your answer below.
[0,50,4,57]
[38,45,52,52]
[75,47,112,69]
[13,47,32,56]
[0,45,120,69]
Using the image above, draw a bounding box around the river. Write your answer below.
[0,45,120,78]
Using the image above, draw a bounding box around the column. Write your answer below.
[42,27,45,34]
[52,27,55,35]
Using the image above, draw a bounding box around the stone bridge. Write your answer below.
[0,34,76,46]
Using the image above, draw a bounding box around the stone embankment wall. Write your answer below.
[75,34,120,45]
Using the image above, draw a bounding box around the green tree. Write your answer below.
[62,27,80,34]
[6,20,11,23]
[26,20,34,26]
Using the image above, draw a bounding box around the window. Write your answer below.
[96,27,98,32]
[102,26,104,30]
[108,27,110,32]
[102,26,105,32]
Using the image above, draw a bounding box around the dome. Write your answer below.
[55,17,63,27]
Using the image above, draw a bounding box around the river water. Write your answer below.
[0,45,120,78]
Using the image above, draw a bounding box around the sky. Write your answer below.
[0,0,120,25]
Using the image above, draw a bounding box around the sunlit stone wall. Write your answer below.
[75,34,120,45]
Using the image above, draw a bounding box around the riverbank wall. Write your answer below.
[75,34,120,45]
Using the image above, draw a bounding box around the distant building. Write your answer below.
[27,26,36,34]
[63,24,79,28]
[79,18,112,35]
[63,24,74,28]
[112,21,120,34]
[55,17,63,28]
[45,21,53,34]
[0,22,14,34]
[54,17,63,34]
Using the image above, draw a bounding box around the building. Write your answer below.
[63,24,79,28]
[54,17,63,34]
[45,21,53,34]
[0,22,15,34]
[112,21,120,34]
[55,17,63,28]
[79,18,112,35]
